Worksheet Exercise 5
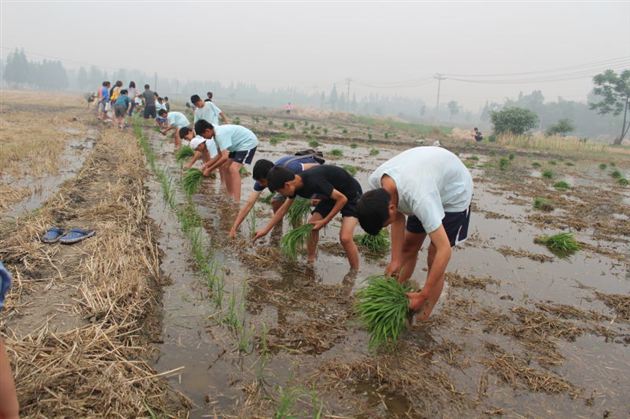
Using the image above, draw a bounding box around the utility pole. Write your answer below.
[345,78,352,112]
[434,73,446,116]
[154,72,157,91]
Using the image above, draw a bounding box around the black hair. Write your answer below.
[179,127,192,138]
[194,119,214,135]
[252,159,275,181]
[158,109,168,116]
[474,127,478,130]
[267,167,296,192]
[121,89,128,95]
[356,188,391,235]
[190,94,202,104]
[164,96,169,100]
[154,92,159,97]
[144,84,150,89]
[129,81,136,88]
[102,81,108,87]
[207,91,213,98]
[115,80,123,87]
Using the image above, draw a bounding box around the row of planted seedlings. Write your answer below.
[132,118,255,353]
[137,122,329,415]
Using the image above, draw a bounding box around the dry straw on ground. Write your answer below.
[0,125,188,416]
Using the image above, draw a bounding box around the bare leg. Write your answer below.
[174,130,181,148]
[339,216,360,271]
[398,232,426,283]
[0,339,19,419]
[418,243,446,320]
[306,212,323,264]
[227,161,243,202]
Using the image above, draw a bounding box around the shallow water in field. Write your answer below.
[147,117,630,417]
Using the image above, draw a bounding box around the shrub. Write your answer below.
[545,118,575,136]
[490,107,539,135]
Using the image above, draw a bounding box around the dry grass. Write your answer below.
[595,292,630,321]
[496,133,607,154]
[0,184,30,212]
[446,272,499,290]
[0,127,187,416]
[482,343,580,398]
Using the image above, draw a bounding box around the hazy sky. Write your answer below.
[2,1,629,110]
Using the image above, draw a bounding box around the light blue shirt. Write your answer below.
[167,112,190,129]
[368,147,473,233]
[194,101,222,126]
[213,125,258,154]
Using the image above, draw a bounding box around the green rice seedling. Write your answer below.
[618,178,629,186]
[369,148,379,156]
[239,166,250,177]
[182,168,204,195]
[302,129,309,135]
[223,291,241,332]
[533,197,554,212]
[310,123,315,130]
[280,224,314,260]
[247,203,257,234]
[350,143,358,149]
[532,162,541,168]
[355,275,412,350]
[508,153,515,161]
[342,164,358,176]
[549,160,557,165]
[542,169,554,179]
[213,274,224,308]
[384,132,389,139]
[175,145,194,162]
[331,148,343,157]
[308,139,320,148]
[287,197,311,228]
[599,163,607,170]
[610,162,616,167]
[565,161,575,166]
[323,128,328,134]
[238,326,253,353]
[283,121,289,128]
[268,120,274,126]
[469,155,479,161]
[342,128,348,134]
[534,232,580,258]
[234,116,241,125]
[499,157,509,170]
[553,181,570,191]
[289,122,295,130]
[260,193,274,205]
[610,170,622,179]
[368,133,373,140]
[354,229,390,253]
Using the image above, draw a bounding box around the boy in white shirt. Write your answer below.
[159,109,190,148]
[356,147,473,321]
[191,94,228,126]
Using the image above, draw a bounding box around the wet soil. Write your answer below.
[146,111,630,417]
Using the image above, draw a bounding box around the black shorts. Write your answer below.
[144,105,156,119]
[313,192,361,219]
[114,105,127,118]
[406,206,471,247]
[229,147,257,164]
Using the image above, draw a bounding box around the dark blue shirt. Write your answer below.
[253,155,321,191]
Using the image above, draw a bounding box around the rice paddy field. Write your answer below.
[1,91,629,417]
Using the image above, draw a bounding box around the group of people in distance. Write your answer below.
[95,81,170,130]
[175,93,474,322]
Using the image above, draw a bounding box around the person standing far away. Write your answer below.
[205,91,213,102]
[164,96,170,112]
[127,81,137,116]
[191,94,228,126]
[285,102,293,114]
[142,84,156,119]
[113,89,132,129]
[98,81,111,120]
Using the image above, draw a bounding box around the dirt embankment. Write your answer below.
[0,123,186,416]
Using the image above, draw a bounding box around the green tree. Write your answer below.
[490,107,539,135]
[589,69,630,145]
[4,49,30,86]
[545,118,575,136]
[447,100,460,120]
[77,66,89,90]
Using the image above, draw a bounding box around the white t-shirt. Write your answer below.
[167,112,190,128]
[367,147,473,233]
[194,101,222,126]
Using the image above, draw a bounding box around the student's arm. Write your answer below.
[183,150,203,169]
[229,191,261,238]
[407,226,451,312]
[161,125,175,135]
[219,112,228,124]
[202,150,229,176]
[385,211,407,277]
[253,198,294,241]
[311,189,347,231]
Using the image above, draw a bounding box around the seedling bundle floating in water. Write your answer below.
[534,232,580,258]
[355,275,412,351]
[183,168,203,195]
[280,224,314,260]
[175,145,194,162]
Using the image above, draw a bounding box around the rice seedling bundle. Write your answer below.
[287,197,312,228]
[610,170,622,179]
[531,162,541,168]
[354,230,390,253]
[280,224,314,260]
[175,145,194,162]
[331,149,343,157]
[618,178,629,186]
[342,164,358,177]
[182,168,203,195]
[533,197,554,212]
[598,163,607,170]
[542,169,554,179]
[369,148,380,156]
[553,181,570,191]
[355,275,411,350]
[534,232,580,258]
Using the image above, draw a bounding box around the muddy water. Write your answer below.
[148,124,630,417]
[2,128,97,219]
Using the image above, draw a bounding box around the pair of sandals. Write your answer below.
[41,227,95,244]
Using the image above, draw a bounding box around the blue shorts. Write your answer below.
[0,261,12,312]
[229,147,257,164]
[406,206,471,247]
